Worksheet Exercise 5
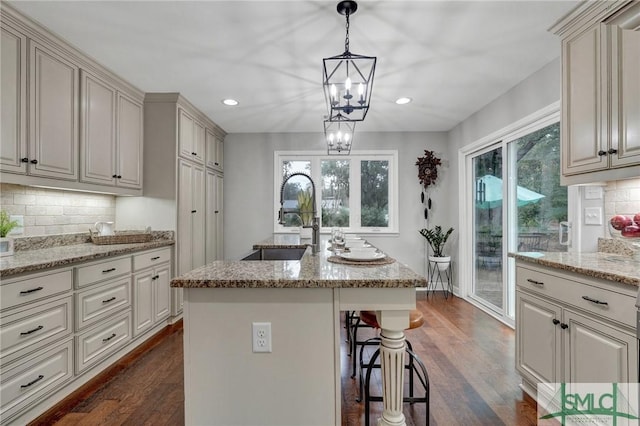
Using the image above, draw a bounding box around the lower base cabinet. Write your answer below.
[133,264,170,337]
[0,246,173,425]
[516,262,638,400]
[0,339,73,422]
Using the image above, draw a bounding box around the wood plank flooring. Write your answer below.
[32,295,537,425]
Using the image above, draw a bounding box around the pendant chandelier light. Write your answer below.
[322,0,376,123]
[324,114,355,155]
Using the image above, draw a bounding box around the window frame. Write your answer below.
[273,150,399,234]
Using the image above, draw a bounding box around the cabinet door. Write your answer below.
[564,309,638,384]
[133,270,153,337]
[154,265,171,322]
[178,108,194,160]
[117,93,143,188]
[80,70,117,185]
[205,169,218,263]
[193,120,205,164]
[609,3,640,169]
[562,24,607,176]
[177,159,194,276]
[205,128,217,169]
[215,173,224,260]
[0,22,27,174]
[516,291,562,397]
[29,41,79,180]
[191,163,205,269]
[216,137,224,171]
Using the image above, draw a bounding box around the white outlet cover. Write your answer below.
[252,322,272,353]
[584,207,603,225]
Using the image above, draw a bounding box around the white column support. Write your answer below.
[376,310,410,426]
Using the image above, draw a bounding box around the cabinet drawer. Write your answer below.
[75,277,131,331]
[133,248,171,272]
[1,269,72,312]
[75,311,131,373]
[0,296,72,364]
[517,266,636,328]
[75,256,131,289]
[0,339,73,423]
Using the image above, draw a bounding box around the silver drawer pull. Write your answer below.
[20,375,44,388]
[102,267,116,273]
[102,297,116,304]
[20,325,44,336]
[526,278,544,286]
[19,286,44,295]
[150,256,161,261]
[102,333,117,343]
[582,295,608,306]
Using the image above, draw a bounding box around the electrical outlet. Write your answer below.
[252,322,272,353]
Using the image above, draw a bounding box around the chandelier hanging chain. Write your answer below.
[344,10,350,53]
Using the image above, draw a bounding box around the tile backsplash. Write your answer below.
[0,184,115,236]
[604,178,640,218]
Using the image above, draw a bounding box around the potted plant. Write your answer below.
[419,225,454,271]
[297,189,314,239]
[0,210,20,257]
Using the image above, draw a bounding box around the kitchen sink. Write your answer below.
[241,247,307,261]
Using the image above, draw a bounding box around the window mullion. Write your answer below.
[351,160,362,230]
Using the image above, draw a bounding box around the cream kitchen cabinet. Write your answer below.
[121,93,225,318]
[206,169,224,263]
[205,128,224,172]
[178,108,205,165]
[0,20,27,175]
[28,40,79,181]
[80,70,143,190]
[553,0,640,185]
[132,248,171,337]
[515,262,638,400]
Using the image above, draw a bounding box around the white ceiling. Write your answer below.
[7,0,578,134]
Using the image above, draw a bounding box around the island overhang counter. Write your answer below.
[171,236,427,426]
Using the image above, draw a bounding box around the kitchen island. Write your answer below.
[171,235,427,426]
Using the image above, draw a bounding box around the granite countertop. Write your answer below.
[0,235,174,277]
[510,251,640,287]
[171,235,427,289]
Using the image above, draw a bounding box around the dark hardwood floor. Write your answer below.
[33,295,537,425]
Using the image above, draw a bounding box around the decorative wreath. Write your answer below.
[415,150,442,188]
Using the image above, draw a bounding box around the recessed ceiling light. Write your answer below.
[222,99,239,106]
[395,97,412,105]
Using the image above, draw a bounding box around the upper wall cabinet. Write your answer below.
[29,40,79,181]
[553,0,640,185]
[205,128,224,171]
[0,21,27,174]
[80,70,143,189]
[178,108,205,165]
[0,4,144,195]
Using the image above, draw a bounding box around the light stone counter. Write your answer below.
[0,233,174,277]
[509,251,640,287]
[171,235,426,289]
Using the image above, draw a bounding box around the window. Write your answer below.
[274,151,398,234]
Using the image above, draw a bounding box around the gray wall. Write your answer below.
[224,131,450,277]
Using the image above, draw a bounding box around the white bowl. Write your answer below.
[348,247,377,256]
[346,240,366,248]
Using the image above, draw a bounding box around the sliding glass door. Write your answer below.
[468,120,566,322]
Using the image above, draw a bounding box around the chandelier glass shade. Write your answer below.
[324,115,355,155]
[322,1,376,123]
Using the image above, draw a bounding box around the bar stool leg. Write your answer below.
[378,328,406,426]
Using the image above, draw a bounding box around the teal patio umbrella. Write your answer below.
[476,175,545,209]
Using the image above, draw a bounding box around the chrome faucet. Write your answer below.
[278,172,320,254]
